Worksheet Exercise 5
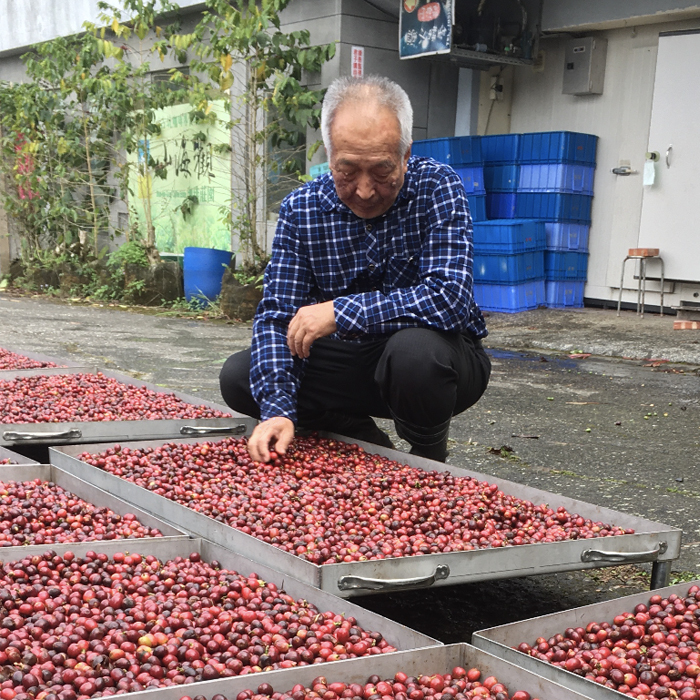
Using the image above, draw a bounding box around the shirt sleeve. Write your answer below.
[249,198,311,423]
[333,169,477,336]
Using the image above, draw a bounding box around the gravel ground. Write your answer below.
[1,293,700,643]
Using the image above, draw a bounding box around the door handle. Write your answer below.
[666,144,673,168]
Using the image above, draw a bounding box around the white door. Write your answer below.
[638,30,700,282]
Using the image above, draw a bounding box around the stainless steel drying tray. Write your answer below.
[0,344,88,379]
[91,642,592,700]
[0,444,39,465]
[1,535,440,655]
[0,365,256,446]
[473,579,700,700]
[0,462,188,562]
[51,432,681,597]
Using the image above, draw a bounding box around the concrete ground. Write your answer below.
[1,293,700,642]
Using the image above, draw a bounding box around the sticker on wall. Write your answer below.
[400,0,453,59]
[351,46,364,77]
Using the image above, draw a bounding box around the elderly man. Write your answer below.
[220,74,490,463]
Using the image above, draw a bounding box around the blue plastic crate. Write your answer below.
[475,279,545,313]
[518,131,598,165]
[545,223,590,252]
[484,164,520,192]
[454,166,486,195]
[454,135,483,165]
[545,280,585,308]
[487,192,518,219]
[411,137,451,163]
[515,193,593,223]
[474,250,544,284]
[467,194,488,222]
[473,219,546,254]
[480,134,521,163]
[545,251,589,280]
[518,164,595,194]
[412,136,482,166]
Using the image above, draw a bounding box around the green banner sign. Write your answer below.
[128,101,232,254]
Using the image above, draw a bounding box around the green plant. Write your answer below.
[175,0,335,273]
[231,260,264,289]
[107,240,151,269]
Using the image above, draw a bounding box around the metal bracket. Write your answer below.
[611,165,638,176]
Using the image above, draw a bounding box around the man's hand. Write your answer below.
[247,417,295,463]
[287,300,337,358]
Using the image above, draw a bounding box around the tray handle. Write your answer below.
[581,541,667,564]
[180,424,248,436]
[337,564,450,592]
[2,428,83,441]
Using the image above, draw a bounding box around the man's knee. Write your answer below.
[380,328,459,387]
[219,349,260,417]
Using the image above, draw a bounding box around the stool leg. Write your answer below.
[636,259,643,316]
[659,258,665,317]
[618,257,629,316]
[640,258,647,318]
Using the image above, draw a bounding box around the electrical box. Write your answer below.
[563,37,607,95]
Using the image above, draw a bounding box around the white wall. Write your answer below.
[0,0,205,57]
[509,19,700,306]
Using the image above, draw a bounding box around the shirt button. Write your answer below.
[365,224,373,232]
[368,263,376,272]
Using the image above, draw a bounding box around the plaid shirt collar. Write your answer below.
[317,161,419,216]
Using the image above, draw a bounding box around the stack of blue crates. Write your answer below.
[412,130,597,312]
[517,132,597,309]
[471,219,546,313]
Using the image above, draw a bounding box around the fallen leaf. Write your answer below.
[568,353,591,359]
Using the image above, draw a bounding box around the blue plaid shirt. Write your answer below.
[251,156,488,423]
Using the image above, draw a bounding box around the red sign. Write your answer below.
[351,46,364,78]
[417,2,441,22]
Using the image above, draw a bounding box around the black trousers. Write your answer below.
[220,327,491,438]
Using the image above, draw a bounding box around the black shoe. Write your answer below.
[301,412,394,449]
[337,416,395,449]
[393,415,451,463]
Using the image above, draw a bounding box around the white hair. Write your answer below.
[321,75,413,161]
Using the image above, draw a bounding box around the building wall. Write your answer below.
[542,0,700,32]
[509,19,700,306]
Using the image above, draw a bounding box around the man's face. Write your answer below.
[329,101,410,220]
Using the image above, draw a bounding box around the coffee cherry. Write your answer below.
[516,584,700,700]
[0,348,57,370]
[0,550,396,698]
[0,478,163,546]
[0,373,230,423]
[78,435,634,565]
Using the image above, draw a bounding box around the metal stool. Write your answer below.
[617,248,664,317]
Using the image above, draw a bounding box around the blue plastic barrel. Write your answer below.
[183,246,232,302]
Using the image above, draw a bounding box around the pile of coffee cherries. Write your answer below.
[77,436,634,565]
[0,373,230,423]
[0,349,57,371]
[0,551,395,700]
[178,667,536,700]
[516,584,700,699]
[0,478,163,546]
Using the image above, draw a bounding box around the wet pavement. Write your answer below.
[1,294,700,641]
